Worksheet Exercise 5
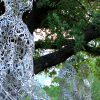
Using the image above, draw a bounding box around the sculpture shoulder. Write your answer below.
[0,13,33,41]
[0,15,6,24]
[15,19,32,37]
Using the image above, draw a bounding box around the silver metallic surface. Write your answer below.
[0,0,51,99]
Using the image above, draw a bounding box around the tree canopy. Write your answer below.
[1,0,100,99]
[0,0,100,75]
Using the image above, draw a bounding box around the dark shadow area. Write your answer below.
[0,0,5,16]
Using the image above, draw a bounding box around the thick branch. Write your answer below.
[23,1,57,34]
[34,29,100,74]
[34,43,75,74]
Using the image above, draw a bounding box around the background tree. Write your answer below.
[1,0,100,99]
[0,0,100,74]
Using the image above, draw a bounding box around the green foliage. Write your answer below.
[33,49,45,59]
[92,15,100,30]
[25,96,31,100]
[40,0,98,49]
[36,0,100,99]
[19,96,31,100]
[37,0,56,8]
[43,85,60,100]
[43,62,65,78]
[36,2,44,8]
[1,0,100,99]
[51,76,59,84]
[43,52,100,99]
[36,0,100,52]
[89,74,100,100]
[49,70,57,77]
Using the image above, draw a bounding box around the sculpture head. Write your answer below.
[79,63,91,78]
[3,0,33,14]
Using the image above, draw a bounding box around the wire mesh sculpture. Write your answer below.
[77,63,91,100]
[0,0,51,99]
[58,56,92,100]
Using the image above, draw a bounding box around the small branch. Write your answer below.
[84,45,100,56]
[35,39,74,49]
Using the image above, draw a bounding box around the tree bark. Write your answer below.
[34,29,100,74]
[22,0,58,34]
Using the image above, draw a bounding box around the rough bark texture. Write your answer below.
[34,43,75,74]
[0,1,100,74]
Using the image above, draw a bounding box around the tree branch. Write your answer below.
[23,1,58,34]
[84,45,100,56]
[34,43,75,74]
[35,39,74,49]
[34,28,100,74]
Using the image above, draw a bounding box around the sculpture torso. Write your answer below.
[0,11,34,76]
[0,1,34,99]
[0,0,51,100]
[58,57,91,100]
